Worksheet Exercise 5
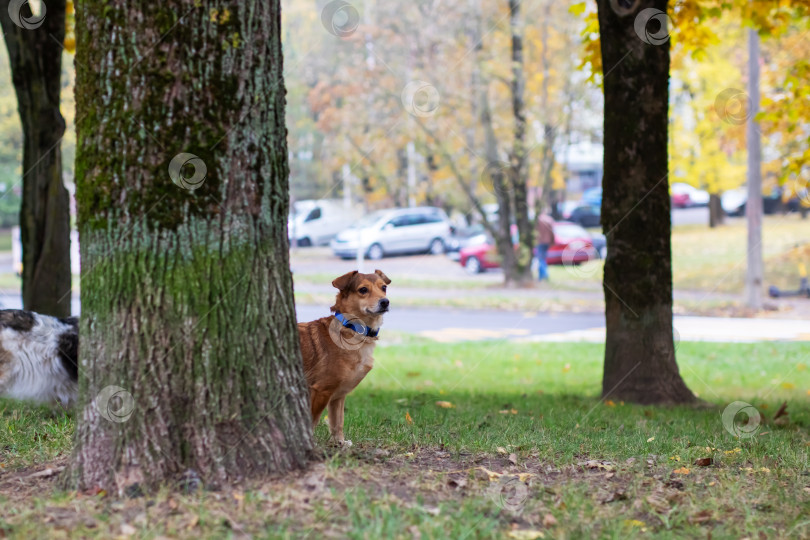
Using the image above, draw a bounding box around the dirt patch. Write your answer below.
[0,448,805,538]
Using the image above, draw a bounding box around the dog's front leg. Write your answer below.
[327,397,351,447]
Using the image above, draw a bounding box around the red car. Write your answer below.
[459,222,598,274]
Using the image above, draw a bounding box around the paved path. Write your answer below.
[297,305,809,344]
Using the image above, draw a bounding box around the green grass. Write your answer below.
[2,340,810,538]
[672,215,808,292]
[0,229,12,252]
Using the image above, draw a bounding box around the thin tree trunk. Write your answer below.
[64,0,314,492]
[0,0,71,317]
[480,88,518,284]
[596,0,695,404]
[746,28,763,309]
[709,193,724,228]
[537,1,558,219]
[508,0,533,286]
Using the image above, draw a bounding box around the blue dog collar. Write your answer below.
[334,312,379,338]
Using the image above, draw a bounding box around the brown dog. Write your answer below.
[298,269,391,446]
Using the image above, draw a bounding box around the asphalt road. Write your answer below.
[296,304,606,342]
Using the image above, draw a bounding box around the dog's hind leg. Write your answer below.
[310,388,331,429]
[327,397,350,447]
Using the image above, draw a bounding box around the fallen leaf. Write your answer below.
[120,524,137,536]
[406,371,421,377]
[510,409,518,414]
[583,460,615,471]
[646,494,670,512]
[507,531,545,539]
[694,457,713,467]
[688,509,713,524]
[435,401,454,408]
[647,437,655,443]
[479,466,502,481]
[497,447,508,455]
[604,400,616,407]
[673,467,691,475]
[624,519,646,528]
[542,514,558,527]
[781,382,795,390]
[447,477,467,489]
[405,412,413,424]
[509,453,518,465]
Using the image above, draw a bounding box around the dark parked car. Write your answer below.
[568,205,601,228]
[445,224,488,261]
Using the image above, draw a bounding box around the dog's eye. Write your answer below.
[358,287,369,294]
[381,285,387,292]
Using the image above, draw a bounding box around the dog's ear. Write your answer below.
[332,270,359,291]
[374,269,391,285]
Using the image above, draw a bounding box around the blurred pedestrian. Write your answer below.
[536,212,555,281]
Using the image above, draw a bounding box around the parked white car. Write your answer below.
[330,207,452,260]
[288,200,358,247]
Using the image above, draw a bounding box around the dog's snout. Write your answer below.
[379,298,390,309]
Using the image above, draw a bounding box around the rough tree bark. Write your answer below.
[0,0,71,317]
[64,0,314,492]
[596,0,695,404]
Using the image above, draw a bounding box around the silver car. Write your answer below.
[331,207,451,260]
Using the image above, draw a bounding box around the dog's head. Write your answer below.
[330,270,391,321]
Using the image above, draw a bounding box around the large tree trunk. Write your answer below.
[596,0,695,404]
[0,0,71,317]
[64,0,314,493]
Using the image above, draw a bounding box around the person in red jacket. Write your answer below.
[536,213,555,281]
